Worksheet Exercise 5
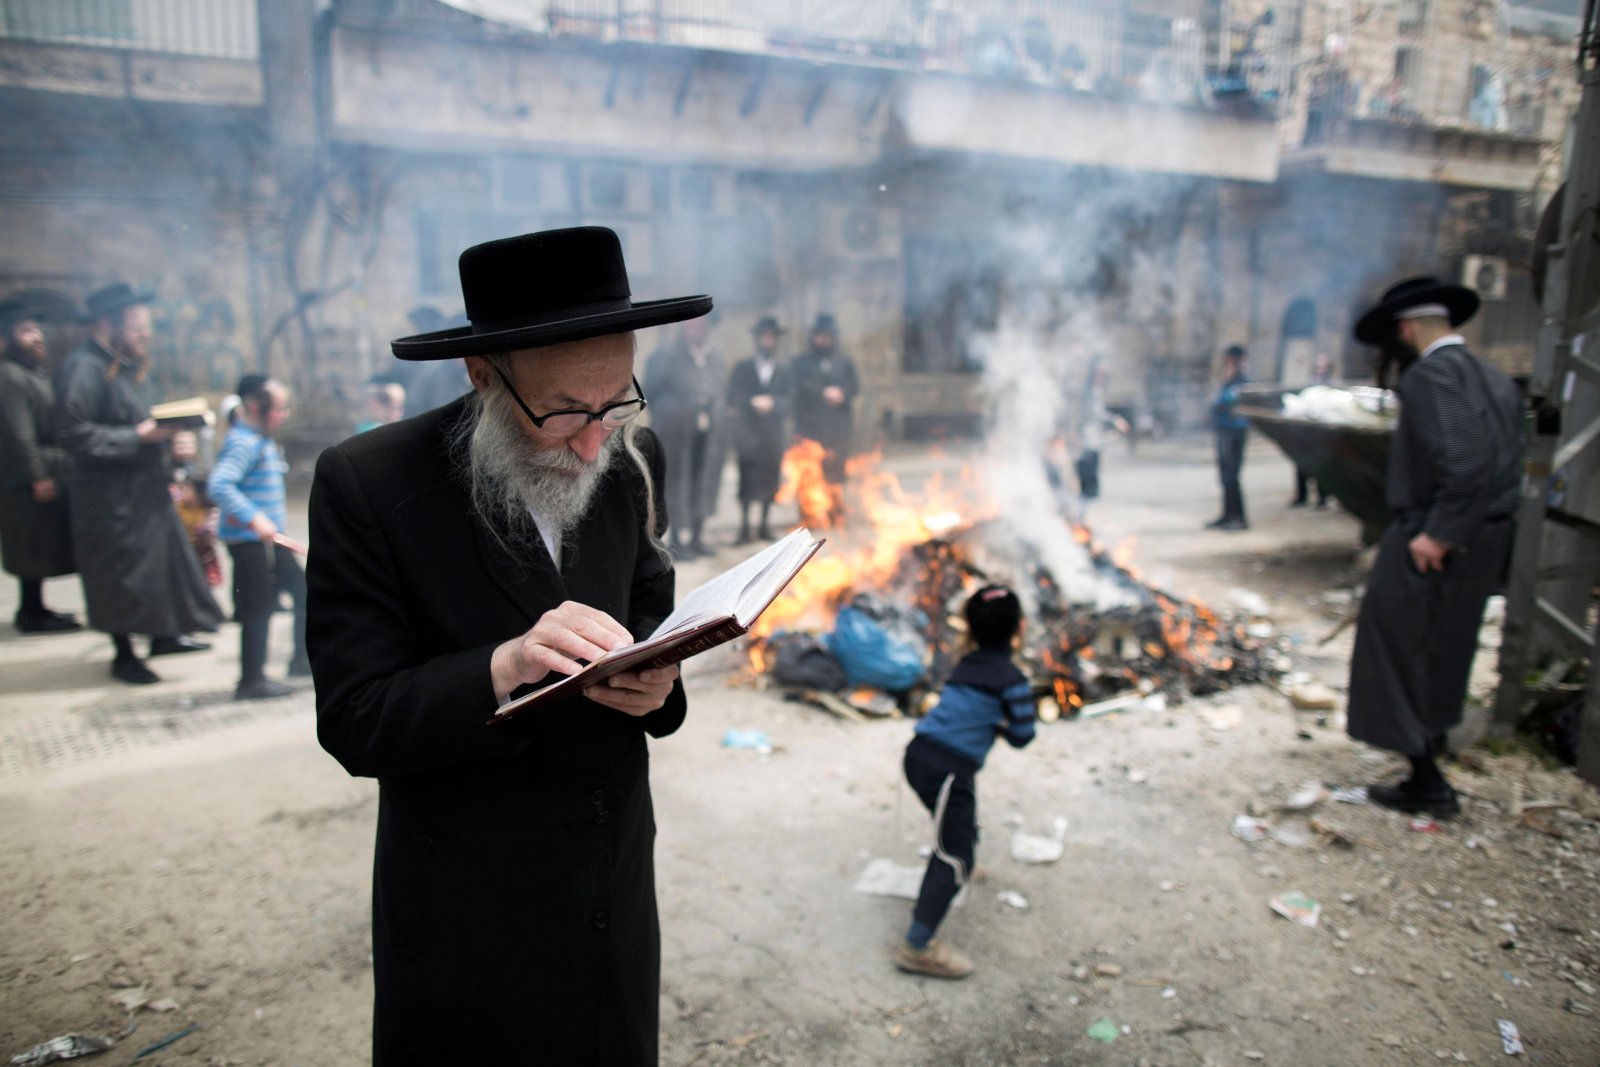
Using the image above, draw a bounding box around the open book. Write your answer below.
[149,397,215,430]
[489,527,825,723]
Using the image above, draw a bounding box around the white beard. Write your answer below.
[453,387,617,555]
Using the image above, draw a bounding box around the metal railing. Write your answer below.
[529,0,1262,108]
[0,0,259,59]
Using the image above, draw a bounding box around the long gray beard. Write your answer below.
[452,388,616,556]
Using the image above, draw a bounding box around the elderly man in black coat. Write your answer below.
[308,228,705,1065]
[1346,277,1522,818]
[56,285,221,683]
[0,300,79,632]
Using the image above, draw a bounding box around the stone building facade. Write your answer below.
[0,0,1581,453]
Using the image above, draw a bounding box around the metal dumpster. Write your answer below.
[1237,384,1395,545]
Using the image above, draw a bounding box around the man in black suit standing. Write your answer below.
[1345,276,1522,818]
[307,228,708,1065]
[790,311,860,485]
[725,315,792,543]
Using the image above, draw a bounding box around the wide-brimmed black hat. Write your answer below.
[751,314,785,335]
[83,283,155,323]
[809,312,839,336]
[391,227,712,360]
[1353,276,1480,344]
[0,299,48,329]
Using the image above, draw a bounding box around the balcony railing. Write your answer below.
[473,0,1280,111]
[0,0,259,59]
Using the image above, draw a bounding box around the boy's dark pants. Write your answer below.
[228,540,306,682]
[904,735,979,937]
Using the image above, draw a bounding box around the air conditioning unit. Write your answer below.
[826,205,899,260]
[1462,254,1509,300]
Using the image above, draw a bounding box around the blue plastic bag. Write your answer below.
[826,600,928,692]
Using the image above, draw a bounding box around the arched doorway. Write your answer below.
[1278,297,1317,385]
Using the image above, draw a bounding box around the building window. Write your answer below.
[587,168,628,211]
[678,172,715,214]
[495,158,542,210]
[1397,0,1429,36]
[903,240,996,375]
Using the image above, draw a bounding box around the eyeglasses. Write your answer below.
[491,365,648,438]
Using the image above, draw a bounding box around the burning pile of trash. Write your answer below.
[748,440,1285,721]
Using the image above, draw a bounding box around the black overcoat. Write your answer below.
[0,355,75,578]
[643,337,727,530]
[306,398,686,1066]
[54,343,221,635]
[724,355,791,503]
[789,347,859,473]
[1347,344,1522,755]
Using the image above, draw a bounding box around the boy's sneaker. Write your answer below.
[895,939,974,980]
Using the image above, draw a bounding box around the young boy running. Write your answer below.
[897,584,1036,979]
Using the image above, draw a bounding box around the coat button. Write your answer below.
[592,912,609,929]
[595,810,610,825]
[590,790,606,806]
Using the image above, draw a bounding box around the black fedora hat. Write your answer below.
[392,227,712,361]
[0,298,48,329]
[83,283,155,323]
[751,314,785,335]
[809,312,839,335]
[1353,276,1480,344]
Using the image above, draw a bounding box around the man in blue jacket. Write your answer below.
[1207,344,1252,530]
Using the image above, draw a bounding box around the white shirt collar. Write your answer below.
[526,506,560,569]
[1419,334,1465,360]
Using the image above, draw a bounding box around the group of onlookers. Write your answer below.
[0,288,306,698]
[644,310,859,558]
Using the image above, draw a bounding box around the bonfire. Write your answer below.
[752,439,1283,720]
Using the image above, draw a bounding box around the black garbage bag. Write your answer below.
[767,631,848,691]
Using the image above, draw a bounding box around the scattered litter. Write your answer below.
[1519,806,1567,840]
[1331,786,1368,804]
[1231,815,1270,843]
[1288,683,1340,711]
[886,1023,903,1039]
[852,859,922,900]
[9,1034,113,1067]
[1497,1019,1523,1056]
[1161,987,1177,999]
[1567,998,1594,1017]
[1244,1052,1266,1061]
[109,988,148,1013]
[1282,780,1330,811]
[1085,1018,1120,1044]
[1078,691,1166,720]
[1246,621,1275,639]
[1126,768,1149,784]
[1309,816,1374,850]
[1227,588,1269,617]
[720,728,772,754]
[1409,818,1444,834]
[1269,892,1322,927]
[997,890,1029,910]
[1010,817,1068,864]
[1270,824,1313,849]
[145,1000,179,1014]
[1200,705,1244,732]
[131,1027,197,1062]
[1093,963,1123,978]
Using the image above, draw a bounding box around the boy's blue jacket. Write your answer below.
[913,648,1036,768]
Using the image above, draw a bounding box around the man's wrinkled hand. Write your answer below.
[584,665,679,717]
[491,601,634,702]
[1409,532,1451,574]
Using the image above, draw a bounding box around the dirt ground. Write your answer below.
[2,437,1598,1067]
